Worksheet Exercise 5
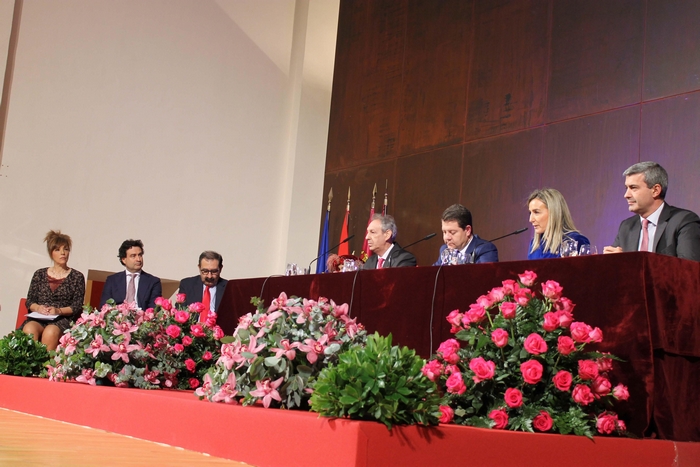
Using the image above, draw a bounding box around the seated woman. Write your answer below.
[20,230,85,351]
[527,188,590,260]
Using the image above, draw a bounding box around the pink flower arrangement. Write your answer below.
[552,370,573,391]
[532,411,553,432]
[438,405,454,423]
[197,293,367,409]
[490,328,509,348]
[424,271,629,437]
[50,297,222,390]
[445,372,467,394]
[504,388,523,408]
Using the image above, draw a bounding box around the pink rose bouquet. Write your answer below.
[425,271,629,437]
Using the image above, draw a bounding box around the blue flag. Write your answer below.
[317,210,330,273]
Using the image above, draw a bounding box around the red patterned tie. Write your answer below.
[201,286,211,323]
[377,257,385,269]
[640,219,649,252]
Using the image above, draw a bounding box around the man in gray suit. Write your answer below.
[604,161,700,261]
[363,214,417,269]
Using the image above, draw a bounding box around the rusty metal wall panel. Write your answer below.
[466,0,549,140]
[641,92,700,214]
[546,0,643,122]
[461,128,544,262]
[644,0,700,99]
[325,0,408,173]
[541,106,641,250]
[393,145,464,266]
[398,0,473,155]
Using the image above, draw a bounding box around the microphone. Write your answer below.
[308,235,355,272]
[488,228,528,242]
[259,275,285,300]
[402,233,437,250]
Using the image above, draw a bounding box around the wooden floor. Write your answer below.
[0,408,252,467]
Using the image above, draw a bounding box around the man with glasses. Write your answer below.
[178,251,228,321]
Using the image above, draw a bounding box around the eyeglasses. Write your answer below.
[200,269,220,275]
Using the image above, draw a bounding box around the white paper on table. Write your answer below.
[25,312,60,321]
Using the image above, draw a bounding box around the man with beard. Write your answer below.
[434,204,498,265]
[178,251,228,321]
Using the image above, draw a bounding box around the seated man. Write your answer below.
[603,161,700,261]
[100,239,162,309]
[178,251,228,320]
[363,214,417,269]
[434,204,498,265]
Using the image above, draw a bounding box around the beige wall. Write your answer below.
[0,1,13,95]
[0,0,337,334]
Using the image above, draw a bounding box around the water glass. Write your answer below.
[560,239,579,257]
[579,244,597,256]
[285,263,299,276]
[342,259,359,272]
[441,248,466,265]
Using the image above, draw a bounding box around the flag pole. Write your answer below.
[382,179,388,215]
[316,188,332,274]
[360,183,377,262]
[338,187,351,257]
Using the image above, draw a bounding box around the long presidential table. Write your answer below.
[217,252,700,442]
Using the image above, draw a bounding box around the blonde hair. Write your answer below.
[527,188,580,255]
[45,230,72,257]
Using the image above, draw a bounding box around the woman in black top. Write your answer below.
[20,230,85,351]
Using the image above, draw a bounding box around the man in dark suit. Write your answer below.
[434,204,498,265]
[178,251,228,316]
[100,239,162,309]
[604,161,700,261]
[363,215,417,269]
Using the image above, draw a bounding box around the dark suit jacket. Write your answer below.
[612,203,700,261]
[100,271,162,310]
[433,234,499,265]
[178,276,228,312]
[364,244,417,269]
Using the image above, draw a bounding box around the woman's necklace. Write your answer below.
[48,266,70,279]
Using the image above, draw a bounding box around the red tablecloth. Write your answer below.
[218,252,700,441]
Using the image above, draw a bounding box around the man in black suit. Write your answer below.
[604,161,700,261]
[100,239,162,309]
[363,214,417,269]
[178,251,228,315]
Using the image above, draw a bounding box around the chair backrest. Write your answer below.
[16,298,27,330]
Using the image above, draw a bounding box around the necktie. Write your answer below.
[126,273,136,305]
[640,218,650,252]
[377,257,385,269]
[201,286,211,323]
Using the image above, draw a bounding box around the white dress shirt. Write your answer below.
[638,203,664,252]
[378,243,395,268]
[203,283,217,312]
[125,269,140,299]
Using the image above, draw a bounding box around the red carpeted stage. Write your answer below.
[1,376,698,467]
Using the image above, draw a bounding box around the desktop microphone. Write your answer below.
[488,228,528,242]
[308,235,355,272]
[402,233,437,250]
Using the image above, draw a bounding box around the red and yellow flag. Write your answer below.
[338,187,350,256]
